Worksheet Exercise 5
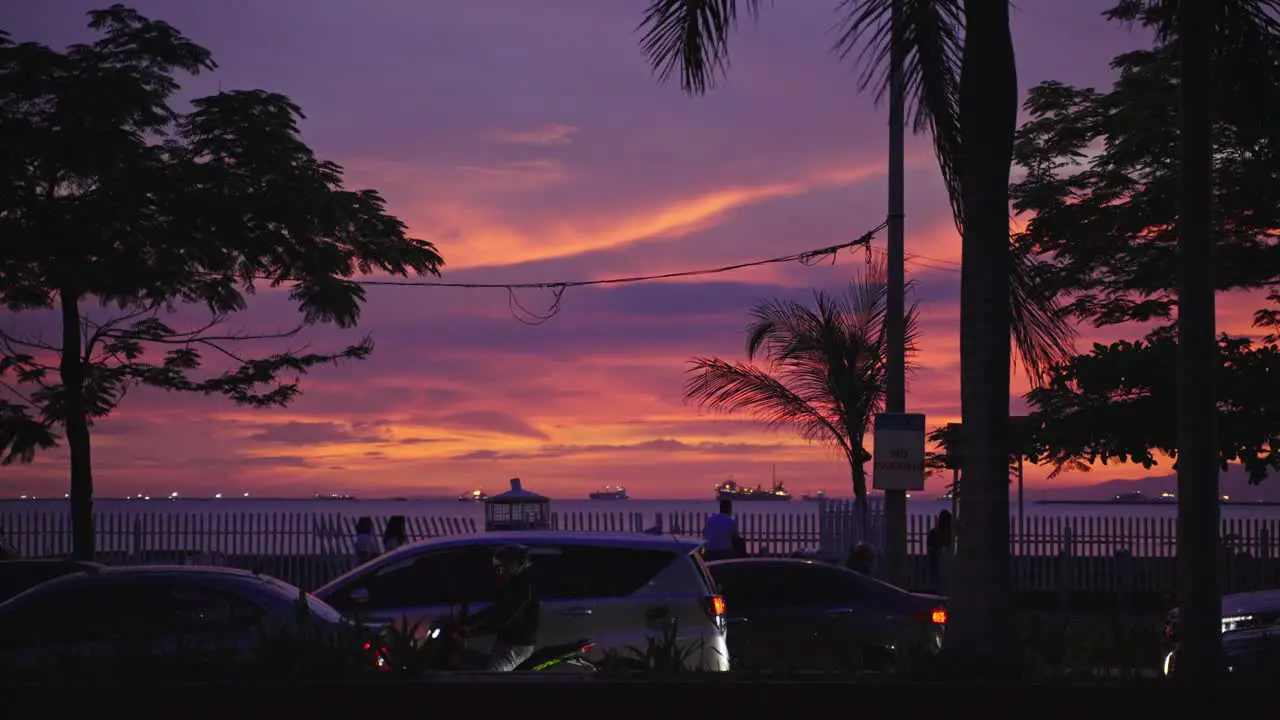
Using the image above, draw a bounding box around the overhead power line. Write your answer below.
[331,220,893,325]
[223,219,963,325]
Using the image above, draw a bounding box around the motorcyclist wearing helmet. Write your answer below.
[460,544,540,671]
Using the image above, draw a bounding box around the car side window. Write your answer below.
[714,564,862,611]
[0,588,86,648]
[2,582,136,646]
[359,547,498,610]
[525,546,675,600]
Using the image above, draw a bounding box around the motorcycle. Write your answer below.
[412,614,599,672]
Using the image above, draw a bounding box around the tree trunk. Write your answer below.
[59,289,95,561]
[851,448,870,538]
[944,0,1019,675]
[1174,0,1221,683]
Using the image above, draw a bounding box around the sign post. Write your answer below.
[872,413,926,492]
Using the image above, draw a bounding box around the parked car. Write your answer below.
[313,531,730,671]
[0,560,104,604]
[0,565,366,681]
[706,557,947,672]
[1163,589,1280,677]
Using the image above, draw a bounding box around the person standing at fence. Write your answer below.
[926,510,953,595]
[846,542,877,576]
[353,516,380,566]
[703,499,743,561]
[383,515,409,552]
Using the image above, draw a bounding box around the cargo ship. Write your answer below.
[588,486,629,500]
[716,478,791,502]
[458,489,488,502]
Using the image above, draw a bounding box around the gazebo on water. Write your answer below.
[483,477,551,531]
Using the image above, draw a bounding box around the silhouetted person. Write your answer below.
[704,499,743,561]
[461,544,540,671]
[846,542,876,576]
[383,515,408,552]
[353,516,380,566]
[927,510,954,594]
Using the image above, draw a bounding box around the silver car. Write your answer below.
[314,531,731,671]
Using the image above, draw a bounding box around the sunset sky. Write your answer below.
[1,1,1265,500]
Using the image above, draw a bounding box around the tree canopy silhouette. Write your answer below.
[0,5,444,559]
[1027,327,1280,484]
[1011,15,1280,329]
[682,262,919,509]
[1011,14,1280,487]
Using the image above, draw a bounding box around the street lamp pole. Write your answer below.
[883,0,909,588]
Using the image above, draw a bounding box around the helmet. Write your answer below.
[492,544,531,577]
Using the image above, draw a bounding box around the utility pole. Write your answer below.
[883,0,909,589]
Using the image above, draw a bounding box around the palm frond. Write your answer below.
[1009,250,1078,385]
[683,357,854,456]
[835,0,965,229]
[638,0,765,95]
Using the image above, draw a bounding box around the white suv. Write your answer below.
[314,531,730,671]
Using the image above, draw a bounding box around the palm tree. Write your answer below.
[639,0,1027,671]
[683,261,919,511]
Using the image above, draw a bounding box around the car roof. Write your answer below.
[705,557,920,596]
[315,531,703,594]
[1222,589,1280,617]
[388,531,702,556]
[92,564,263,578]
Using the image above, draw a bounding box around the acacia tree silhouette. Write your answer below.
[0,5,444,559]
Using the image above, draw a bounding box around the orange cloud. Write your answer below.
[484,124,580,147]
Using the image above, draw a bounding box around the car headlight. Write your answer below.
[1222,615,1255,633]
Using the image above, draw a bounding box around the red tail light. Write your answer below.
[363,641,390,670]
[581,643,595,654]
[927,607,947,625]
[706,595,726,618]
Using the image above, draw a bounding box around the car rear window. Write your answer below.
[0,562,93,604]
[258,575,345,624]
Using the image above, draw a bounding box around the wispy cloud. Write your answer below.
[485,123,580,146]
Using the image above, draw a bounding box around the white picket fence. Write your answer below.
[5,504,1280,593]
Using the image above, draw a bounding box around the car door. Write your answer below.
[572,546,688,655]
[801,565,900,671]
[523,544,598,650]
[712,563,825,672]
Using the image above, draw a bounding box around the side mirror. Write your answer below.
[350,587,370,606]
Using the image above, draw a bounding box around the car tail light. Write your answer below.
[925,607,947,625]
[706,595,726,618]
[363,641,390,670]
[581,643,595,654]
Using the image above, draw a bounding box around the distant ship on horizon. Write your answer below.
[588,486,629,500]
[588,484,629,497]
[1111,491,1176,504]
[716,476,791,502]
[801,490,827,502]
[458,489,488,502]
[313,493,356,501]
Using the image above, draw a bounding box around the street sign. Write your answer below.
[872,412,926,491]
